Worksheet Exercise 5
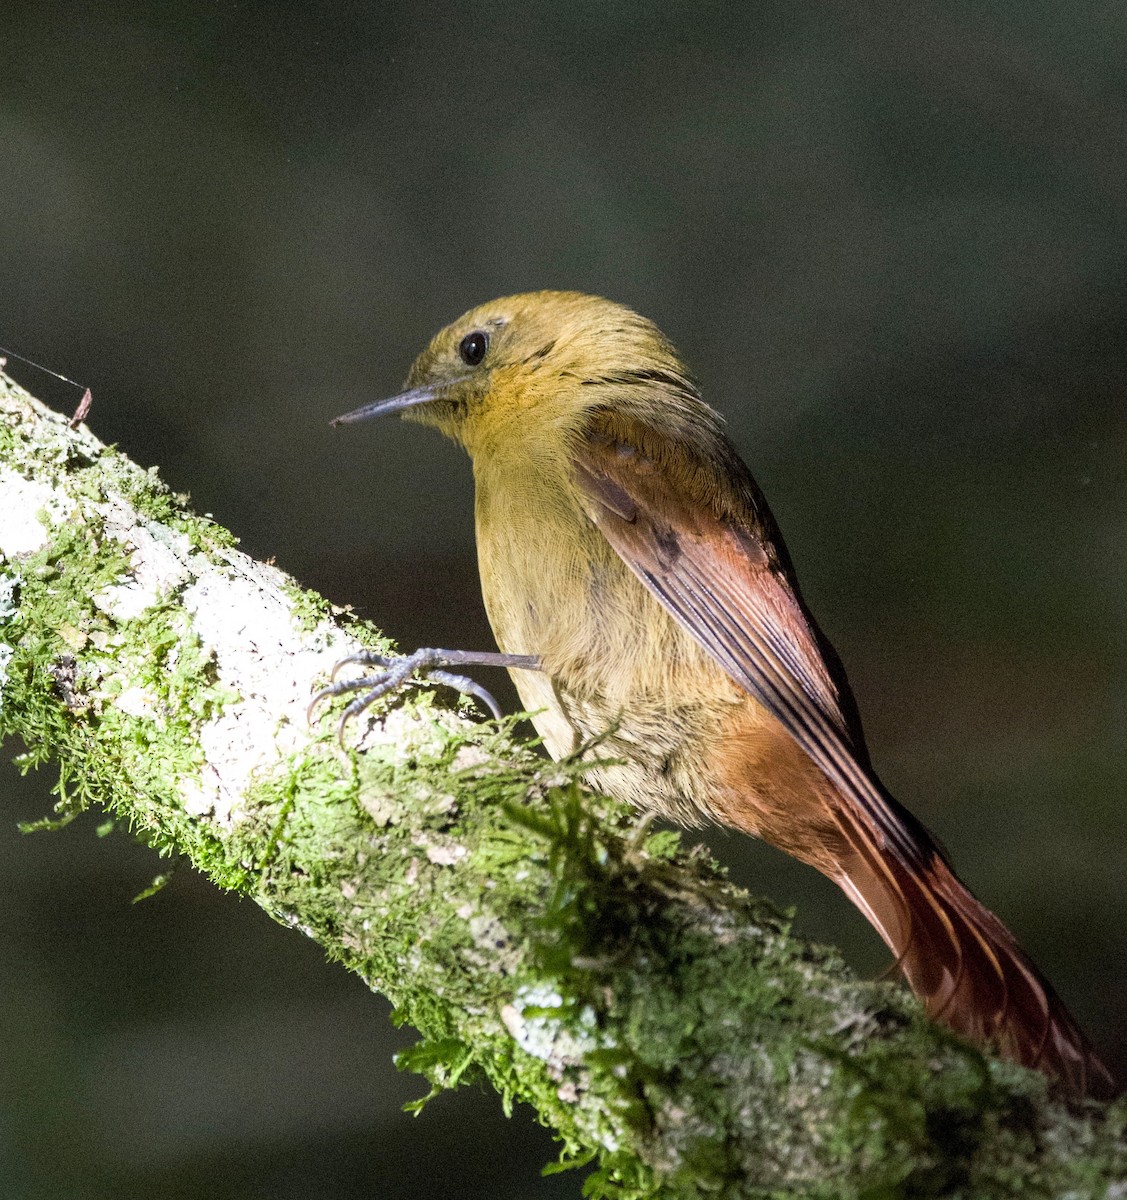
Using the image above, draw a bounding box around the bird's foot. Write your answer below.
[308,647,541,744]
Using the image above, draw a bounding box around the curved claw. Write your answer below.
[335,688,391,747]
[307,672,387,725]
[307,681,346,725]
[428,669,504,720]
[307,689,329,727]
[330,650,393,683]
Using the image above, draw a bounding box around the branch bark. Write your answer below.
[0,371,1123,1199]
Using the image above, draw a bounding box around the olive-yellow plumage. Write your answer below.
[405,294,752,827]
[332,290,1114,1099]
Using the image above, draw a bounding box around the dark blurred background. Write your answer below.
[2,2,1125,1196]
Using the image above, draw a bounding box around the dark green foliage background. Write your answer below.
[1,3,1124,1196]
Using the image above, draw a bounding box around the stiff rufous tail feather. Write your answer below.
[837,837,1117,1100]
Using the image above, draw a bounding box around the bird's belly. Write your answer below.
[479,525,745,827]
[507,660,847,870]
[507,662,737,827]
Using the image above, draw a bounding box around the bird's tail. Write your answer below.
[837,834,1116,1100]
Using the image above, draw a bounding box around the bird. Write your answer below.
[323,290,1115,1100]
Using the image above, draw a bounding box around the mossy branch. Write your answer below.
[0,372,1123,1199]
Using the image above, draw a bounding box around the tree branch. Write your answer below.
[0,372,1122,1198]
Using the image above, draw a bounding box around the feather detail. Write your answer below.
[572,410,1116,1099]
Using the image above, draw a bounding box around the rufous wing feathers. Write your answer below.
[572,411,1116,1099]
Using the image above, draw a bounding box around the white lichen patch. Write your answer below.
[363,705,461,763]
[88,488,367,824]
[359,790,400,827]
[173,546,462,826]
[0,470,69,555]
[0,642,13,702]
[91,501,194,621]
[450,743,491,772]
[176,554,359,825]
[423,841,468,866]
[114,684,159,719]
[0,568,17,703]
[0,570,20,622]
[500,984,603,1075]
[411,825,469,865]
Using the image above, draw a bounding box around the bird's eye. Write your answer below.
[458,330,489,366]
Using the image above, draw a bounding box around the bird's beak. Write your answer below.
[330,384,442,426]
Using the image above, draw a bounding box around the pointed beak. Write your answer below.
[330,384,443,427]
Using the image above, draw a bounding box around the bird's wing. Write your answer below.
[571,416,1114,1098]
[571,419,926,868]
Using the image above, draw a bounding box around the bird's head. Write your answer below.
[333,291,717,458]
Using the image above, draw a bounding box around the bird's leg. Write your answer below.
[308,647,542,743]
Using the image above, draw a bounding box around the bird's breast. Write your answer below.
[472,460,745,824]
[474,460,716,697]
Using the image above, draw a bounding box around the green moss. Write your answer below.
[1,513,128,769]
[0,464,234,871]
[92,443,238,554]
[196,692,1127,1199]
[277,576,397,648]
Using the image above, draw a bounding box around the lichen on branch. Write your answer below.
[0,372,1123,1199]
